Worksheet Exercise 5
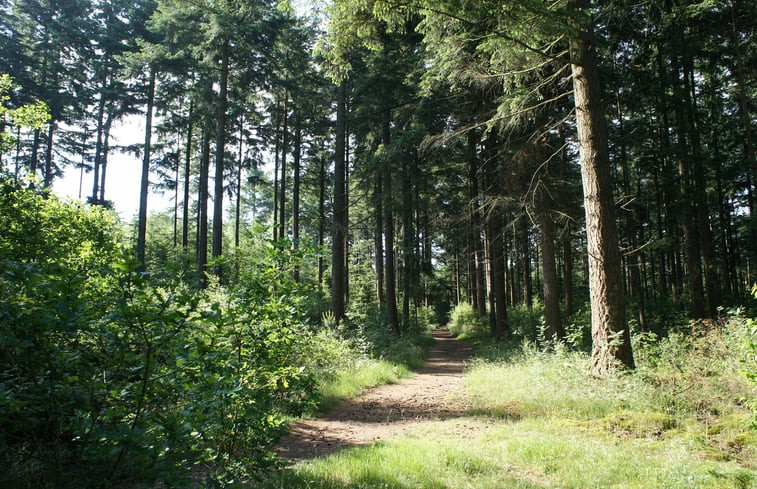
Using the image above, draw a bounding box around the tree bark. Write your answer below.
[568,0,634,373]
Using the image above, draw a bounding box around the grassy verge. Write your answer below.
[261,311,755,489]
[299,319,436,412]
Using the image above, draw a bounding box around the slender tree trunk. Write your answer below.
[212,37,230,279]
[98,108,114,203]
[235,118,244,250]
[683,52,720,317]
[273,99,281,242]
[318,152,326,286]
[279,94,288,240]
[42,123,55,188]
[483,133,507,337]
[520,218,533,309]
[382,112,400,336]
[91,90,106,203]
[293,112,302,282]
[468,131,487,317]
[332,82,347,324]
[670,47,705,318]
[568,0,634,373]
[616,90,646,329]
[539,193,564,341]
[198,115,212,289]
[182,102,193,250]
[375,173,385,308]
[29,129,40,185]
[562,222,574,317]
[136,68,156,267]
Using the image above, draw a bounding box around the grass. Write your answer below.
[259,313,756,489]
[299,324,436,412]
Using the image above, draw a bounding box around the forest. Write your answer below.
[0,0,755,487]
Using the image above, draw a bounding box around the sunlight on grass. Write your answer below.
[262,418,752,489]
[317,358,413,410]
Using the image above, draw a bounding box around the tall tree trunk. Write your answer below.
[273,99,281,242]
[91,90,106,204]
[42,123,55,188]
[520,218,533,309]
[331,82,347,324]
[382,112,400,336]
[539,192,564,341]
[136,68,156,267]
[98,108,114,203]
[182,101,193,250]
[212,37,230,280]
[682,51,721,317]
[198,115,212,289]
[375,173,385,308]
[562,222,574,317]
[568,0,634,373]
[401,157,413,329]
[293,111,302,282]
[483,133,507,337]
[235,118,244,250]
[29,129,40,186]
[616,89,646,329]
[468,130,487,317]
[670,42,705,318]
[318,152,326,286]
[279,94,288,240]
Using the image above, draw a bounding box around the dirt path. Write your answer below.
[276,328,474,462]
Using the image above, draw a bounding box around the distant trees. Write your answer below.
[1,0,753,364]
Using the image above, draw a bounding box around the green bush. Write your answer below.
[447,302,488,338]
[0,182,318,488]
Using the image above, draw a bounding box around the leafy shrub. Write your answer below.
[0,182,318,488]
[447,302,488,338]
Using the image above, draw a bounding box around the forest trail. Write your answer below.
[276,328,475,462]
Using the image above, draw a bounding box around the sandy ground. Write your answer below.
[276,327,474,463]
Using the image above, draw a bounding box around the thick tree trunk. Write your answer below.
[568,1,634,373]
[136,68,155,267]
